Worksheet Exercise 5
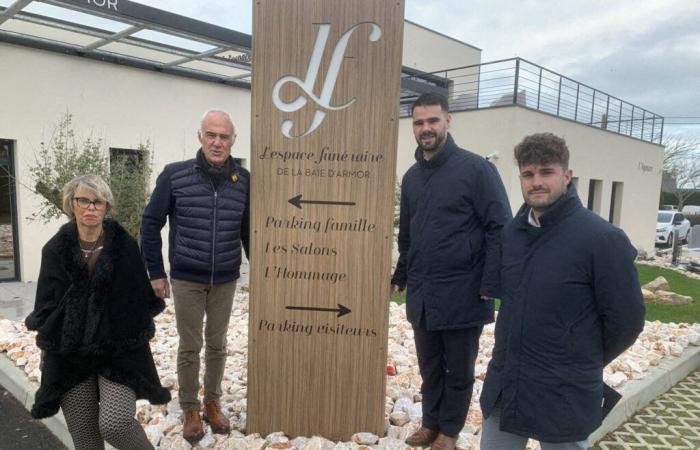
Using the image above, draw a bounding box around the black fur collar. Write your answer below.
[54,219,125,351]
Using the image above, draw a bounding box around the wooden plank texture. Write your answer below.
[248,0,405,440]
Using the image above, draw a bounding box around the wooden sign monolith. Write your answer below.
[248,0,405,440]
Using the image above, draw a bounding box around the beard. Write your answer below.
[525,186,566,211]
[526,191,555,210]
[416,129,447,152]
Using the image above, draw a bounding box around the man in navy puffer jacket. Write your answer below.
[391,93,512,450]
[141,109,249,444]
[480,133,645,449]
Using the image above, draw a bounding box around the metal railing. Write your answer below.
[400,57,664,145]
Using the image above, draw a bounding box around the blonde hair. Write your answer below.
[61,174,114,220]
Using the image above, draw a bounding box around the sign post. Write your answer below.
[248,0,405,440]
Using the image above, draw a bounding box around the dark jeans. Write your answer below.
[413,323,483,437]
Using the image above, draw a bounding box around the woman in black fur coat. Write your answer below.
[25,174,170,450]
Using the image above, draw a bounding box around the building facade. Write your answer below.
[0,0,663,282]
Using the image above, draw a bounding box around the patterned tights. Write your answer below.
[60,375,154,450]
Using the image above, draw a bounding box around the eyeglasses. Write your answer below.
[73,197,107,210]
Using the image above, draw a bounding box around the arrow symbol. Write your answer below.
[288,194,356,209]
[285,304,352,317]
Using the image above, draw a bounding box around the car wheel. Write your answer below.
[667,232,674,248]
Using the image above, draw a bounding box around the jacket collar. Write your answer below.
[515,184,583,229]
[195,148,240,185]
[414,133,457,169]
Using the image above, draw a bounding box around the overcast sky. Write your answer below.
[132,1,699,138]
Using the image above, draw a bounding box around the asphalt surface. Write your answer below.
[0,384,67,450]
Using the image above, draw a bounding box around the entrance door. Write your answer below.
[0,140,20,281]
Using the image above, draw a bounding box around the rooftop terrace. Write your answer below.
[400,58,664,145]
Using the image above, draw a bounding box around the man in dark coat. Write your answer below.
[141,109,250,444]
[391,93,512,450]
[479,133,645,449]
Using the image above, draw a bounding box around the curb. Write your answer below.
[0,354,74,449]
[2,346,699,449]
[587,344,700,445]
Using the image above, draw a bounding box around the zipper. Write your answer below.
[210,182,218,286]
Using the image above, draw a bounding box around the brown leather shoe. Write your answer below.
[203,400,231,434]
[183,409,205,445]
[405,426,439,447]
[431,433,457,450]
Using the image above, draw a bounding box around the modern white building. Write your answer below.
[0,0,664,282]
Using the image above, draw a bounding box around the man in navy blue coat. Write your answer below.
[391,93,512,450]
[479,133,645,449]
[141,110,250,444]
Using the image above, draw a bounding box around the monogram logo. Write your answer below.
[272,22,382,138]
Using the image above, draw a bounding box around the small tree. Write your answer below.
[109,143,153,237]
[663,135,700,209]
[29,114,108,221]
[28,113,152,238]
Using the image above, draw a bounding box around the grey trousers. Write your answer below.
[171,278,236,411]
[480,405,588,450]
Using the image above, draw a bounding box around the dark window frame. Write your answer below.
[0,139,21,281]
[110,147,145,173]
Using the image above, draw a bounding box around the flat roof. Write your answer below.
[404,19,481,52]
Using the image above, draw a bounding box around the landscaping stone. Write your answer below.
[641,276,669,292]
[389,411,410,427]
[653,290,694,305]
[352,433,379,445]
[640,288,656,301]
[635,247,649,261]
[1,290,699,449]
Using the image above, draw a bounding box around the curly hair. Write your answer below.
[514,133,569,169]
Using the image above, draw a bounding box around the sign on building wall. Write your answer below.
[249,0,405,440]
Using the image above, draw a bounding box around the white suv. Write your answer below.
[656,211,691,247]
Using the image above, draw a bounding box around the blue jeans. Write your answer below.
[480,405,588,450]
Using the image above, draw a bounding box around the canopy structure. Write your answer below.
[0,0,253,86]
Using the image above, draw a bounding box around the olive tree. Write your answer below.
[27,113,152,237]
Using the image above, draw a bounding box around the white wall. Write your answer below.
[397,106,664,253]
[1,37,662,280]
[403,21,481,73]
[2,20,485,282]
[0,41,252,281]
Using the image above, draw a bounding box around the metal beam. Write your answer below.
[0,0,34,26]
[9,8,250,70]
[41,0,251,51]
[0,30,251,89]
[225,72,253,81]
[82,24,142,50]
[10,10,251,71]
[161,46,227,68]
[12,11,125,41]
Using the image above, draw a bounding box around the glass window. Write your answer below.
[657,212,673,222]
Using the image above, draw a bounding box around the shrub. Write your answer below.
[27,113,152,238]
